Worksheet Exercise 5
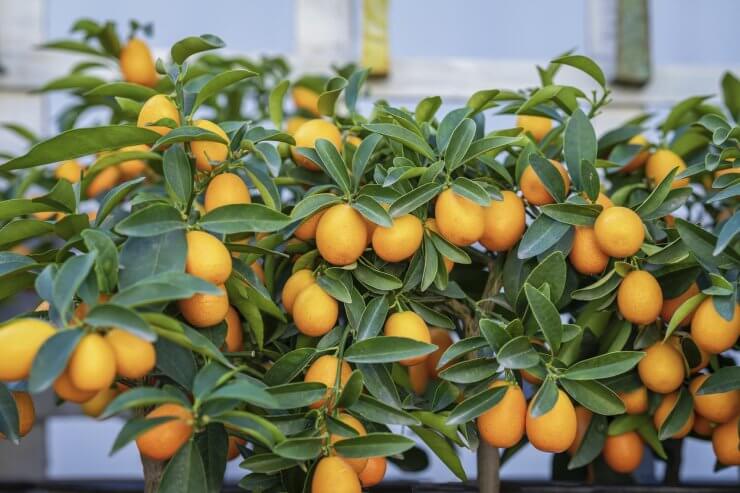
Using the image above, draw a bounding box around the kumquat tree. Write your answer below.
[0,19,738,493]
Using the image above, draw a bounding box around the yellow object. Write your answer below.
[690,374,740,423]
[661,283,700,327]
[311,456,361,493]
[185,231,232,285]
[425,219,454,271]
[408,363,429,395]
[223,307,244,352]
[178,284,229,328]
[136,403,193,461]
[294,210,325,241]
[119,38,158,88]
[204,173,251,212]
[603,431,644,473]
[316,204,367,265]
[372,214,423,262]
[330,413,368,473]
[292,283,338,337]
[105,329,156,379]
[81,387,119,418]
[567,406,592,455]
[55,160,83,183]
[281,269,315,314]
[0,319,56,382]
[383,311,431,366]
[358,456,387,488]
[520,159,570,206]
[304,355,352,409]
[292,87,320,116]
[361,0,390,77]
[638,342,684,394]
[191,120,230,171]
[434,188,485,246]
[525,389,577,453]
[620,135,650,173]
[480,191,526,252]
[426,328,453,378]
[516,115,553,142]
[618,386,649,415]
[712,417,740,465]
[617,270,663,325]
[646,149,690,188]
[137,94,180,136]
[653,392,694,438]
[291,119,342,171]
[477,381,526,448]
[53,370,97,403]
[569,227,609,275]
[68,333,117,392]
[118,145,150,180]
[594,206,644,258]
[86,166,121,198]
[690,297,739,354]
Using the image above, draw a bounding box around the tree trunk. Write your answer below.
[477,442,501,493]
[141,453,166,493]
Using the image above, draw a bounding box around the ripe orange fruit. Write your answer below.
[311,456,361,493]
[316,204,367,265]
[191,120,229,171]
[690,297,740,354]
[178,284,229,328]
[292,86,320,116]
[119,38,157,87]
[185,231,232,285]
[661,283,700,326]
[223,306,244,352]
[105,328,156,379]
[0,318,56,381]
[292,283,338,337]
[603,431,643,473]
[654,392,694,438]
[617,270,663,325]
[426,328,453,378]
[480,191,526,252]
[304,355,352,409]
[294,210,325,241]
[86,166,121,197]
[53,370,97,403]
[567,406,592,455]
[408,363,429,395]
[477,381,526,448]
[118,144,150,180]
[638,342,685,394]
[384,311,431,366]
[712,416,740,465]
[569,227,609,275]
[525,389,577,453]
[330,413,368,473]
[7,392,35,437]
[646,149,689,189]
[227,436,246,460]
[594,206,644,258]
[55,160,83,183]
[137,94,180,136]
[81,387,119,418]
[291,119,342,171]
[204,173,250,212]
[68,333,117,392]
[520,159,570,206]
[693,413,714,437]
[358,456,387,488]
[424,219,454,271]
[516,114,552,142]
[286,116,309,136]
[136,403,193,461]
[372,213,423,262]
[618,386,649,415]
[620,135,650,173]
[689,374,740,424]
[595,192,613,209]
[281,269,315,314]
[434,188,484,246]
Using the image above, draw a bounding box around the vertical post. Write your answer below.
[295,0,355,72]
[361,0,390,77]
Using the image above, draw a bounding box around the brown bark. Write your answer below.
[141,453,166,493]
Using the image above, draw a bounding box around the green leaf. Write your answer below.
[110,416,176,455]
[317,275,352,304]
[467,89,500,115]
[152,126,227,151]
[363,123,436,160]
[336,370,364,409]
[351,133,383,189]
[318,76,348,117]
[115,204,186,237]
[349,393,418,426]
[268,80,290,129]
[530,154,566,202]
[334,432,415,458]
[415,96,442,122]
[563,109,596,190]
[101,387,182,419]
[658,388,693,440]
[171,34,224,64]
[496,336,540,369]
[661,95,711,132]
[1,126,159,171]
[273,437,323,460]
[529,378,559,417]
[0,384,20,442]
[315,138,352,194]
[676,218,739,269]
[560,379,625,415]
[357,295,390,340]
[163,145,193,205]
[714,212,740,255]
[438,358,498,384]
[86,304,155,340]
[207,379,278,409]
[540,203,599,226]
[568,414,607,469]
[113,273,219,307]
[290,193,341,221]
[158,439,207,493]
[192,69,256,114]
[552,55,606,87]
[266,382,327,408]
[517,214,570,259]
[353,264,402,291]
[85,82,157,101]
[53,253,96,320]
[119,231,186,289]
[572,269,621,301]
[344,336,436,364]
[637,421,667,460]
[428,231,471,264]
[437,337,489,369]
[635,167,679,218]
[697,366,740,394]
[446,385,507,426]
[451,177,489,206]
[445,118,476,171]
[562,351,644,380]
[200,204,291,233]
[389,183,443,217]
[240,454,298,474]
[28,329,82,393]
[524,283,563,352]
[95,177,147,227]
[196,423,228,493]
[410,426,467,481]
[345,69,369,114]
[263,348,315,387]
[664,293,706,339]
[461,136,525,166]
[81,229,118,294]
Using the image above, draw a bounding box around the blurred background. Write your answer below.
[0,0,739,487]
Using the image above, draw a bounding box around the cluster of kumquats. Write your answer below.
[0,19,738,493]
